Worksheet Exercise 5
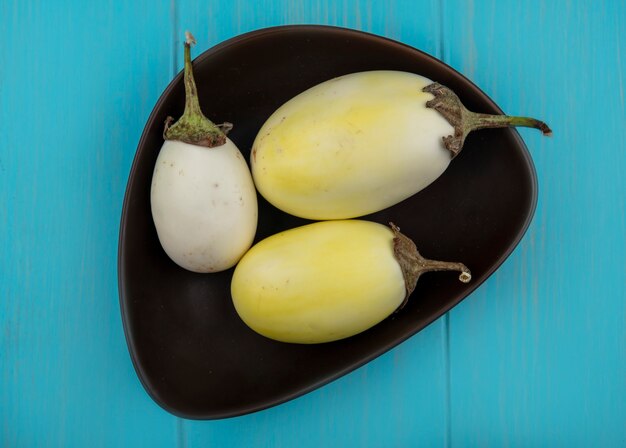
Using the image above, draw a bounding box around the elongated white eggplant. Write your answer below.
[251,70,550,220]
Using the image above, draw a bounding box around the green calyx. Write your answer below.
[423,82,552,158]
[390,223,471,310]
[164,32,230,148]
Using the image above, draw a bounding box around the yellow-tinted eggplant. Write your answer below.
[231,220,471,344]
[251,70,551,220]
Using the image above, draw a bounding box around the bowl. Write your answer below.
[118,25,537,419]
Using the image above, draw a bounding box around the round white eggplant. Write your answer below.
[150,32,257,273]
[151,139,257,272]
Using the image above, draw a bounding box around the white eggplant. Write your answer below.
[251,70,551,220]
[150,33,257,273]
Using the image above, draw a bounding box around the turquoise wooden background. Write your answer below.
[2,0,625,446]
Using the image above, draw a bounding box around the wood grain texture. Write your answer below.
[0,0,180,446]
[1,0,625,446]
[443,0,626,446]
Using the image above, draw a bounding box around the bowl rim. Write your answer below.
[117,24,538,420]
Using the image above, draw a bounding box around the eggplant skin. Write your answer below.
[251,70,453,220]
[231,220,405,344]
[151,139,258,273]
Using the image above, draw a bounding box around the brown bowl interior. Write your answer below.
[118,25,537,419]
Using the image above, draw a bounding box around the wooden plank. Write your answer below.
[175,0,442,58]
[4,0,623,446]
[443,0,626,446]
[175,0,450,446]
[185,326,450,448]
[0,0,180,446]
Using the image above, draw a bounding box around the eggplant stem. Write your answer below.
[468,113,552,136]
[390,223,471,310]
[412,256,472,283]
[163,31,227,148]
[423,82,552,158]
[182,32,202,118]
